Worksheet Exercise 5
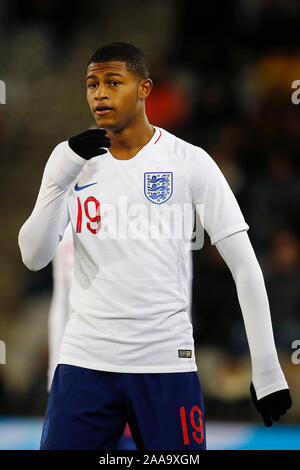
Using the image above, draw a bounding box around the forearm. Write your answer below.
[18,142,86,271]
[215,231,288,400]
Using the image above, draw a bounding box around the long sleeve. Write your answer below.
[215,230,289,400]
[18,141,87,271]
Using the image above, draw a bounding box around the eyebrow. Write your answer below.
[86,72,124,80]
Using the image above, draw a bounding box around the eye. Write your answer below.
[87,82,97,88]
[110,81,120,86]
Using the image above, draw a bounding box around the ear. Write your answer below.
[139,78,153,100]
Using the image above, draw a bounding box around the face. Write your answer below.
[86,61,152,132]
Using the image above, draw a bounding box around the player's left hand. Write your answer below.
[250,382,292,427]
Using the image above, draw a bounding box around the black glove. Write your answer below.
[250,382,292,427]
[68,129,111,160]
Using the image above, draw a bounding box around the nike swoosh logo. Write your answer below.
[74,182,98,191]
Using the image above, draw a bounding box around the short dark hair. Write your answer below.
[87,42,150,79]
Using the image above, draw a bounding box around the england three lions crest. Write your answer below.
[144,172,173,204]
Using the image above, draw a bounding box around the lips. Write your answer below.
[94,106,113,115]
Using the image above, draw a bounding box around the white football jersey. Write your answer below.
[56,126,249,373]
[47,227,193,390]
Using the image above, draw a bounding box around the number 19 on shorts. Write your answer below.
[180,405,204,445]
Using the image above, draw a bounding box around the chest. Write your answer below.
[71,158,190,207]
[68,156,193,238]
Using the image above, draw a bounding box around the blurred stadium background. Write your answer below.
[0,0,300,450]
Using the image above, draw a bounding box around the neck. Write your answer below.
[105,113,155,160]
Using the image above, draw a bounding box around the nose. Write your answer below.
[95,84,108,101]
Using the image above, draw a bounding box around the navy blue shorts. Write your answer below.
[40,364,206,450]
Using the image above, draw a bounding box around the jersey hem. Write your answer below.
[57,357,198,374]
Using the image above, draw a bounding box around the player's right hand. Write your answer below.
[68,129,111,160]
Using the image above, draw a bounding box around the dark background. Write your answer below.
[0,0,299,422]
